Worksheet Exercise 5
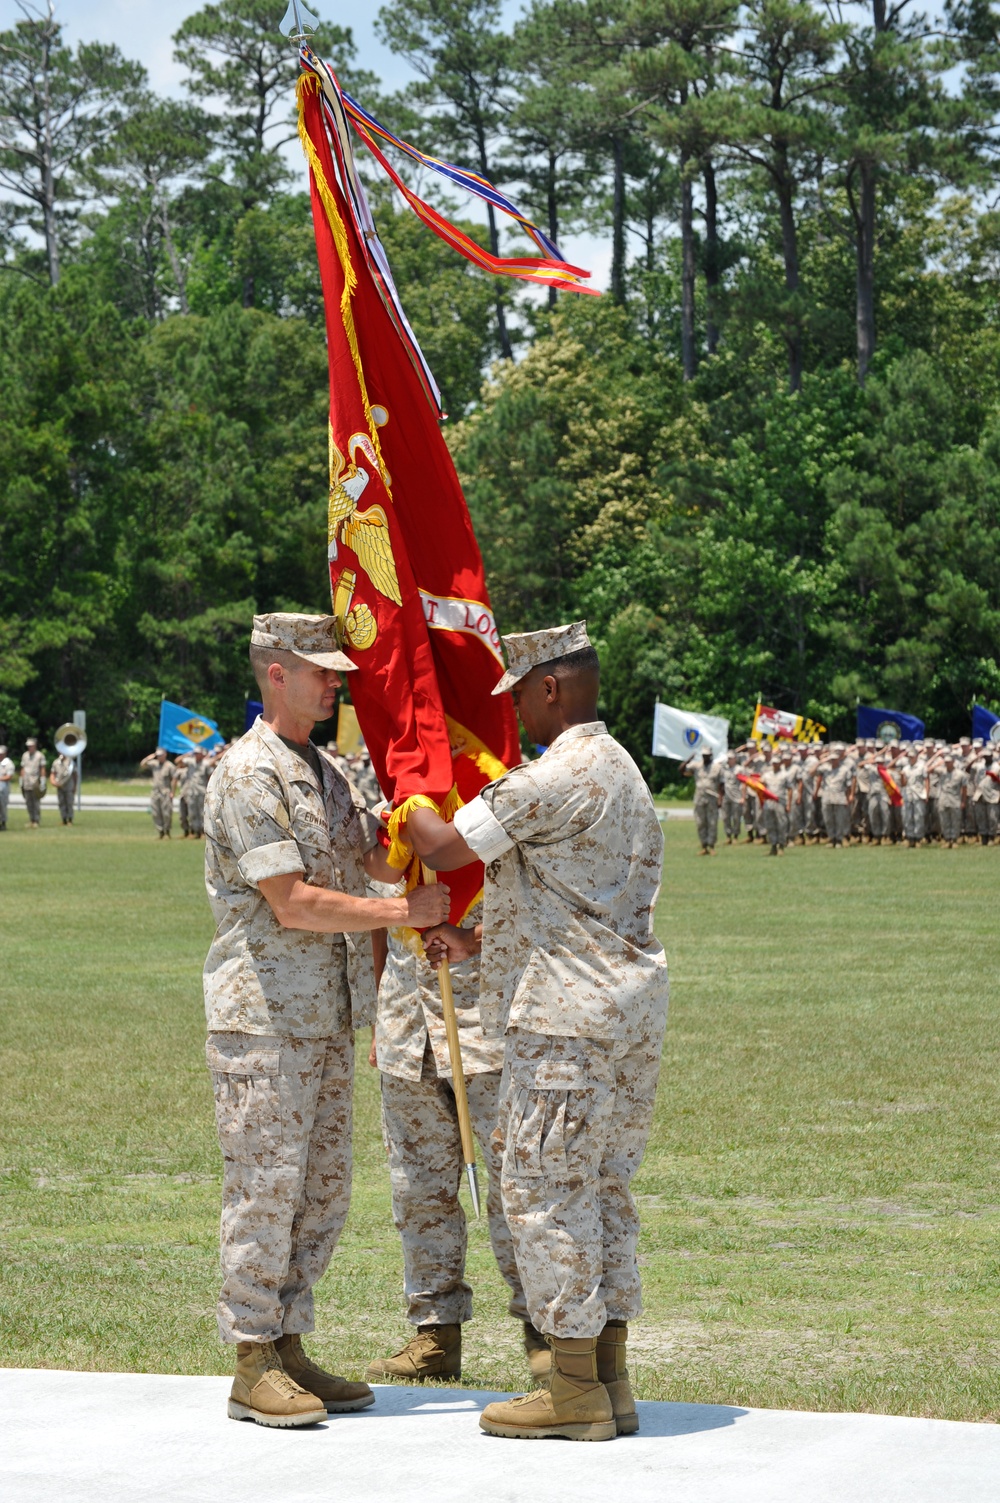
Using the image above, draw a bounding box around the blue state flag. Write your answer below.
[158,700,225,755]
[245,699,264,732]
[857,704,925,743]
[972,703,1000,745]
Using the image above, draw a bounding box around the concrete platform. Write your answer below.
[2,1370,997,1503]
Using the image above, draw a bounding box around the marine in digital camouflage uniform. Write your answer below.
[202,612,450,1430]
[934,755,967,846]
[814,744,854,847]
[364,903,533,1385]
[901,749,929,847]
[177,748,211,837]
[865,755,891,843]
[49,751,78,824]
[721,751,745,843]
[971,748,999,843]
[19,738,46,828]
[408,621,670,1444]
[760,757,790,855]
[681,746,722,854]
[139,748,178,838]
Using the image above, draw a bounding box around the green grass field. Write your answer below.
[1,814,998,1419]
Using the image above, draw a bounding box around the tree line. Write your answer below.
[1,0,999,782]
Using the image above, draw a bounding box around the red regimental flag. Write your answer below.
[298,70,520,926]
[877,764,904,807]
[736,771,779,803]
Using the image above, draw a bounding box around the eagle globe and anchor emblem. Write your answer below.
[328,404,400,652]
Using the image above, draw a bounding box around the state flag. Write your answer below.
[972,704,1000,745]
[751,703,825,743]
[857,705,925,742]
[651,703,729,761]
[158,701,224,755]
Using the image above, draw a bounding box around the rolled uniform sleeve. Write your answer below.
[454,794,515,862]
[471,761,604,850]
[220,779,305,888]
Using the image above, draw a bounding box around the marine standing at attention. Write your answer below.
[202,613,450,1429]
[20,737,46,829]
[406,621,670,1444]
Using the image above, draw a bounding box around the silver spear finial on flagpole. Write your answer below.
[279,0,320,40]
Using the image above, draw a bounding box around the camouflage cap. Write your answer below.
[251,612,356,672]
[492,619,592,696]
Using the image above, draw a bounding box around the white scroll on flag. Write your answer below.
[652,702,729,761]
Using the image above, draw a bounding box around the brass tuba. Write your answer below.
[55,723,87,758]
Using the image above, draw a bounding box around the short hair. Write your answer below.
[249,643,305,694]
[538,645,600,680]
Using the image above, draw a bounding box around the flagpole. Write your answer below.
[421,864,481,1218]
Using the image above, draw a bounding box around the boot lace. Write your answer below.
[259,1341,308,1398]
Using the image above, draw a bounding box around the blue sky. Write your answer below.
[41,0,610,288]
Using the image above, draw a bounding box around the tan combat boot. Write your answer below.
[523,1323,552,1385]
[274,1333,375,1412]
[365,1323,461,1382]
[479,1335,615,1441]
[227,1340,326,1428]
[596,1320,638,1435]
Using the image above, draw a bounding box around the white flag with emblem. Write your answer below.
[652,702,729,761]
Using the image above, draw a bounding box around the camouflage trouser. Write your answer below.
[927,798,941,839]
[975,802,999,839]
[721,796,743,840]
[788,795,803,840]
[56,783,75,821]
[499,1024,666,1340]
[380,1055,527,1326]
[940,805,962,843]
[179,793,192,835]
[207,1032,353,1344]
[151,789,172,835]
[188,790,205,837]
[867,793,889,840]
[801,788,816,837]
[902,795,926,842]
[889,802,904,841]
[822,800,850,843]
[694,796,718,848]
[762,800,788,848]
[22,788,42,824]
[0,782,9,828]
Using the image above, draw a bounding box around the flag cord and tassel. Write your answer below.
[422,863,480,1219]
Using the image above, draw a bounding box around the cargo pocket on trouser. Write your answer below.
[505,1054,605,1182]
[206,1034,283,1168]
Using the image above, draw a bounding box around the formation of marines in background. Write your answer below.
[682,736,1000,855]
